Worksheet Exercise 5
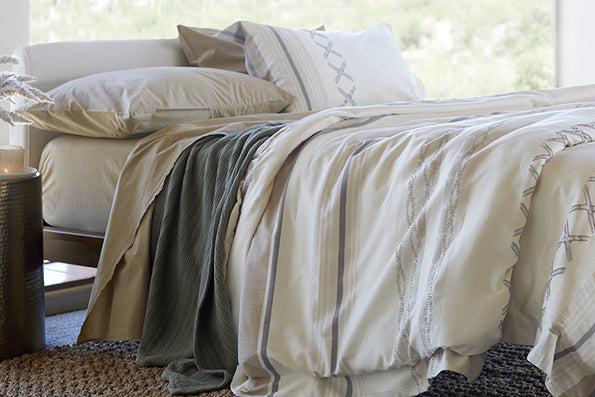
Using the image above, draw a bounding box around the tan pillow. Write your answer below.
[177,25,247,73]
[178,24,326,75]
[17,66,294,138]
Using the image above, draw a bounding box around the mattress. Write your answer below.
[39,135,140,234]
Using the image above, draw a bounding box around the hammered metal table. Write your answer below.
[0,170,45,359]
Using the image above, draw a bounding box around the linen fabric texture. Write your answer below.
[78,84,595,397]
[177,24,326,75]
[177,25,248,74]
[17,66,294,138]
[216,21,426,112]
[136,123,285,394]
[39,134,138,234]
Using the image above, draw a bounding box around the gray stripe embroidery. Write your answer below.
[217,29,245,43]
[217,28,257,75]
[394,129,452,371]
[258,129,336,393]
[554,322,595,361]
[268,26,313,111]
[244,54,257,77]
[261,172,290,396]
[345,375,353,397]
[421,120,500,354]
[259,115,388,395]
[331,140,375,376]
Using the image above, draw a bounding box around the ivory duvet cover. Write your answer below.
[79,85,595,397]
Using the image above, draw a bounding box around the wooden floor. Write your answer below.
[43,262,96,292]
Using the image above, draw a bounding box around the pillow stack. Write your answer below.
[178,21,426,112]
[17,66,294,138]
[17,21,425,138]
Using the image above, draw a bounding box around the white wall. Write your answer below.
[0,0,29,145]
[556,0,595,86]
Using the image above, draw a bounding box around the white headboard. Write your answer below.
[9,38,189,168]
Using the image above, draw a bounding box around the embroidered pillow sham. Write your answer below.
[216,21,425,112]
[177,24,326,75]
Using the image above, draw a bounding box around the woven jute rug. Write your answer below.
[0,340,551,396]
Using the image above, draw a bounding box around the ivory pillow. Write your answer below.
[217,22,425,112]
[17,66,294,138]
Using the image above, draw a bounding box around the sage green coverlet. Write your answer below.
[136,122,287,394]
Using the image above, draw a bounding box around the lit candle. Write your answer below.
[0,145,25,174]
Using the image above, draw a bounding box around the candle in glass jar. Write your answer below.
[0,145,25,174]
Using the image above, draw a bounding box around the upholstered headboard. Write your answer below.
[9,38,189,168]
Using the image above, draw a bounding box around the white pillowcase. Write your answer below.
[216,22,425,112]
[17,66,294,138]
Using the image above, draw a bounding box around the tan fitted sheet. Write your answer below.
[39,135,139,234]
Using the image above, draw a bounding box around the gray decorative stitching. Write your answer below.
[514,122,595,261]
[570,184,595,233]
[541,177,595,320]
[309,31,357,106]
[557,219,591,261]
[329,61,355,84]
[513,122,595,328]
[421,121,498,353]
[393,129,452,368]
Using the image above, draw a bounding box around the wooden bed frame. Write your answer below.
[43,226,103,268]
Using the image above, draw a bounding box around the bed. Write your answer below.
[10,21,595,397]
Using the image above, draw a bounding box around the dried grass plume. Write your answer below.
[1,56,52,126]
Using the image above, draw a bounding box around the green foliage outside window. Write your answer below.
[30,0,553,99]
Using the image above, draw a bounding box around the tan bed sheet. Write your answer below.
[40,135,139,234]
[78,112,310,342]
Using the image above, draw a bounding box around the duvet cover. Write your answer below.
[79,85,595,397]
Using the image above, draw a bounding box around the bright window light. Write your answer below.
[29,0,553,99]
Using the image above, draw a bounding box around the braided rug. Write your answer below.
[0,340,552,396]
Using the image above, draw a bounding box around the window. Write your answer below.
[30,0,553,99]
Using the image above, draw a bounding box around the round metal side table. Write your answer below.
[0,169,45,359]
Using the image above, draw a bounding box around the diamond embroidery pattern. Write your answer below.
[545,179,595,308]
[309,31,357,106]
[512,122,595,319]
[513,123,595,259]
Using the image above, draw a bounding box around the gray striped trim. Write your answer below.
[217,29,245,44]
[261,168,292,396]
[267,26,313,111]
[345,375,353,397]
[244,53,257,77]
[259,114,388,395]
[554,322,595,361]
[261,138,315,396]
[331,140,375,376]
[217,28,258,76]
